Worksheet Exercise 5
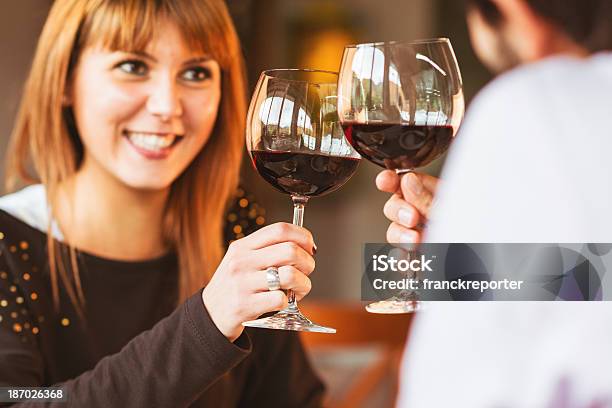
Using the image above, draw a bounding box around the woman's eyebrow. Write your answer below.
[115,51,212,66]
[182,56,213,65]
[123,50,157,62]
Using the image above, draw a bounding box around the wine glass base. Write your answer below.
[243,309,336,333]
[365,297,423,314]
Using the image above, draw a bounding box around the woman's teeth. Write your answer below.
[126,132,177,151]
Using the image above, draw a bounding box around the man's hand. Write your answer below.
[376,170,439,244]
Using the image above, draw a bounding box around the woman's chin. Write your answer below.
[114,171,177,192]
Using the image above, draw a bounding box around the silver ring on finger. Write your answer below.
[266,267,281,291]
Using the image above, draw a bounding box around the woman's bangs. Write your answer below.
[80,0,231,67]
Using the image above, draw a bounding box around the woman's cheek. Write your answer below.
[76,83,144,134]
[188,91,221,140]
[107,83,148,113]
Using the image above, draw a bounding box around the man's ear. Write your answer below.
[491,0,584,61]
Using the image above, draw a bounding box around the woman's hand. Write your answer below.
[376,170,439,244]
[202,222,316,342]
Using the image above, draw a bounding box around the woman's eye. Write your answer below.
[116,60,148,76]
[182,67,212,82]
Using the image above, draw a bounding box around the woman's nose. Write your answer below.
[146,77,183,121]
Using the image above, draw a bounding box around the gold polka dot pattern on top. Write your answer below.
[224,188,267,242]
[32,327,39,334]
[0,231,4,240]
[30,293,38,301]
[0,241,40,342]
[61,318,70,327]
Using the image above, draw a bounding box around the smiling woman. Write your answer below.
[0,0,324,406]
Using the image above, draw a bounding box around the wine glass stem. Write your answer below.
[288,195,309,312]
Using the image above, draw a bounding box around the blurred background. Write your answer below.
[230,0,491,302]
[0,1,492,406]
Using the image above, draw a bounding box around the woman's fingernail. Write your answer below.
[408,173,423,195]
[312,244,318,255]
[400,232,414,243]
[398,208,413,226]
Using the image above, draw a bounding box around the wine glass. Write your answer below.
[337,38,464,314]
[244,69,361,333]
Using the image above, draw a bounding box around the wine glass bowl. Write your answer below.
[338,38,464,174]
[245,69,361,332]
[248,69,359,198]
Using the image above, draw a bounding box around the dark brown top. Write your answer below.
[0,209,324,407]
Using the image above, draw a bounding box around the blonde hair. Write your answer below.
[6,0,246,317]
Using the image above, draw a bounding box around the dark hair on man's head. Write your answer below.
[467,0,612,51]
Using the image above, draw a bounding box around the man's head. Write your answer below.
[466,0,612,73]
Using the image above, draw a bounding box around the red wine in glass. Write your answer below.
[342,123,453,170]
[251,150,360,197]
